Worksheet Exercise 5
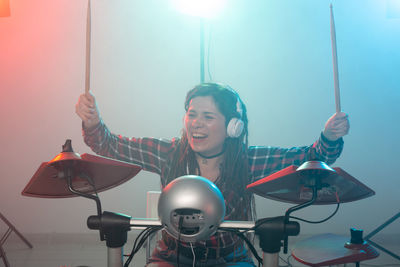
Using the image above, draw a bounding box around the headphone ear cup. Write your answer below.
[227,118,244,138]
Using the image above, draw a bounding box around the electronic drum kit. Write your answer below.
[22,140,379,267]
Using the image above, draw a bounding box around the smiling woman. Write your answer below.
[75,82,349,266]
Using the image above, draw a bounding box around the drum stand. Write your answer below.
[86,212,299,267]
[0,212,33,267]
[364,211,400,261]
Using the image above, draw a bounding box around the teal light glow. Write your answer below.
[387,0,400,18]
[171,0,227,18]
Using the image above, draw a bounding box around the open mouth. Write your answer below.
[192,133,208,140]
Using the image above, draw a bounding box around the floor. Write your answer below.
[1,232,399,267]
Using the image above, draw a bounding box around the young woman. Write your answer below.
[76,82,349,266]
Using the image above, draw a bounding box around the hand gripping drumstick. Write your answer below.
[85,0,91,95]
[330,4,341,113]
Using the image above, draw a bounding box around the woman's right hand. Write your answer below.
[75,91,100,129]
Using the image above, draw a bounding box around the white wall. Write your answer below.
[1,0,399,237]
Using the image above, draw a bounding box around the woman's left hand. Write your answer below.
[323,112,350,141]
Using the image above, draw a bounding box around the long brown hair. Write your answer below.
[164,83,254,220]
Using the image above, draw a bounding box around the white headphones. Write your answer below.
[226,93,244,138]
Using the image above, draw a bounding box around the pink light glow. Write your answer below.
[0,0,10,17]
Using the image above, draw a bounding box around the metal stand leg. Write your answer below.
[108,247,123,267]
[262,252,279,267]
[0,242,11,267]
[364,211,400,261]
[0,212,33,267]
[0,212,33,248]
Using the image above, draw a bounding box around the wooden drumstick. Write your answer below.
[330,4,341,113]
[85,0,91,95]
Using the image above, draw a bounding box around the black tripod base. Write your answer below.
[0,212,33,267]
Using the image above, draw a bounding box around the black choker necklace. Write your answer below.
[197,149,225,159]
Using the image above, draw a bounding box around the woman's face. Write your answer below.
[184,96,227,157]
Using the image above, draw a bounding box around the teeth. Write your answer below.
[193,133,207,138]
